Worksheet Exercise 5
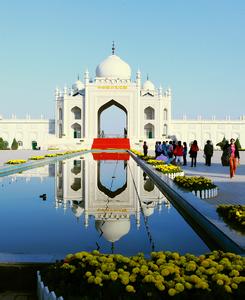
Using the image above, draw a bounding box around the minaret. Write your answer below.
[136,69,141,87]
[84,69,89,85]
[158,85,163,97]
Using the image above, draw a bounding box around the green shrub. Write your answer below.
[235,138,242,150]
[11,138,18,150]
[0,137,8,150]
[216,137,229,150]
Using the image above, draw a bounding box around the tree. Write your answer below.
[235,138,242,149]
[0,137,8,150]
[11,138,18,150]
[216,137,228,150]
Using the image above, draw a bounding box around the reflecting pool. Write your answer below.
[0,153,209,259]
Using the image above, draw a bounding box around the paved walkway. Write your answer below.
[182,150,245,206]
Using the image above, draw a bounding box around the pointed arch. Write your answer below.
[71,106,81,120]
[71,123,81,138]
[144,106,155,120]
[163,108,168,121]
[98,100,128,137]
[144,123,155,139]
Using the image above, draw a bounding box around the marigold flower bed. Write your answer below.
[39,250,245,300]
[173,176,218,199]
[155,164,183,175]
[45,154,57,157]
[147,159,165,166]
[217,205,245,233]
[29,156,45,160]
[6,159,27,165]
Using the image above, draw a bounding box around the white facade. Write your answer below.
[1,50,245,150]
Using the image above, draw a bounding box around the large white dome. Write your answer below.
[95,219,130,242]
[96,55,131,79]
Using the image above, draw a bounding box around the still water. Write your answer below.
[0,153,209,259]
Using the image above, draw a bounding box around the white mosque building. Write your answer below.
[1,45,245,150]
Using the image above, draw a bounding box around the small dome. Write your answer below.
[71,204,84,218]
[96,55,131,79]
[141,203,154,217]
[72,80,84,92]
[95,219,130,242]
[143,80,155,91]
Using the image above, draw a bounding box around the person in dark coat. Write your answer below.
[143,141,148,157]
[183,142,187,166]
[204,140,213,166]
[189,140,199,167]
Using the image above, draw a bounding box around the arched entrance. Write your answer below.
[98,100,128,138]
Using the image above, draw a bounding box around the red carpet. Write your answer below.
[92,152,130,160]
[91,138,130,150]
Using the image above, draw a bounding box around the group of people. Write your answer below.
[143,138,240,178]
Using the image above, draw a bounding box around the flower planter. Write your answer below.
[191,187,218,199]
[37,271,64,300]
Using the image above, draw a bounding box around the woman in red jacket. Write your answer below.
[174,141,184,165]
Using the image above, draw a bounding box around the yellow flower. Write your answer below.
[168,288,177,296]
[125,285,136,293]
[217,279,224,285]
[109,271,118,281]
[155,282,165,291]
[94,276,102,285]
[87,276,95,284]
[175,283,184,292]
[225,285,232,293]
[85,271,92,277]
[161,268,170,277]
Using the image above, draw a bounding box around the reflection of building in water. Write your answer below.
[0,164,55,183]
[56,156,171,243]
[55,158,85,212]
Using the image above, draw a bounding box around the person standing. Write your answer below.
[174,141,184,165]
[183,142,187,165]
[143,141,148,157]
[189,140,199,167]
[228,138,240,178]
[204,140,214,166]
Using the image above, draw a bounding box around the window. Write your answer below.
[144,123,155,138]
[71,123,81,138]
[71,106,81,119]
[144,107,155,120]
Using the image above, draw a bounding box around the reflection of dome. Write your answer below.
[95,219,130,242]
[72,80,84,92]
[96,55,131,79]
[71,204,84,218]
[144,178,154,192]
[143,80,155,91]
[142,201,155,217]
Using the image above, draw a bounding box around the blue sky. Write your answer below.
[0,0,244,120]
